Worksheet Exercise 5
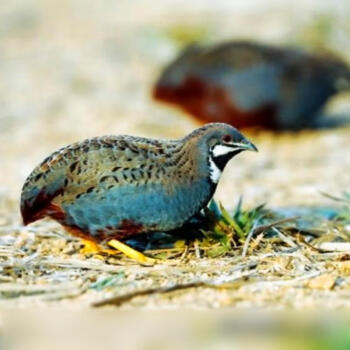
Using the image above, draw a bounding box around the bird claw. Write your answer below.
[80,239,120,256]
[107,239,156,265]
[80,238,156,265]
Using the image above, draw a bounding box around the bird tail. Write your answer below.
[20,172,65,225]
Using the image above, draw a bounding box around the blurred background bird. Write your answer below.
[153,41,350,130]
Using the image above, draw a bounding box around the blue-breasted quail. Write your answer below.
[154,41,350,129]
[20,123,257,259]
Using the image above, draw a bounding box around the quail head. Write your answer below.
[20,123,257,259]
[154,40,350,130]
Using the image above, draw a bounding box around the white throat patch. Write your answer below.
[212,144,234,157]
[209,157,222,183]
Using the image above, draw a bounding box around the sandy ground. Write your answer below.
[0,0,350,321]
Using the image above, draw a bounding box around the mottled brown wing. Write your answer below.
[20,135,176,225]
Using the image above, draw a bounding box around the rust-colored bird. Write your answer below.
[153,41,350,129]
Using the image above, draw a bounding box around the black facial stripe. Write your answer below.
[211,150,242,171]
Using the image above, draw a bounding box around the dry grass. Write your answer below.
[1,0,350,311]
[0,196,350,309]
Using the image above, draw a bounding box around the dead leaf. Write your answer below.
[307,273,336,290]
[335,261,350,275]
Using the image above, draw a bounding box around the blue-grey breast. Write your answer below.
[20,123,257,244]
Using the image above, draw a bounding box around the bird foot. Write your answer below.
[80,239,120,256]
[80,238,155,265]
[107,239,156,265]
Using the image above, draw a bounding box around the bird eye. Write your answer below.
[222,134,232,143]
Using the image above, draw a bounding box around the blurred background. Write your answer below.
[1,0,350,220]
[1,1,350,347]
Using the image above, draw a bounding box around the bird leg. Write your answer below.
[64,225,155,264]
[80,238,120,256]
[63,226,120,256]
[107,239,155,265]
[82,238,155,265]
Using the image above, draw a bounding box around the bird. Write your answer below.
[153,41,350,130]
[20,123,257,263]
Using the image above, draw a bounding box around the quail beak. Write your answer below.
[232,140,258,152]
